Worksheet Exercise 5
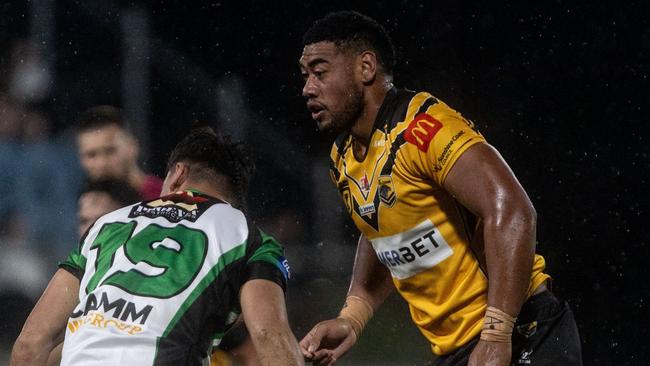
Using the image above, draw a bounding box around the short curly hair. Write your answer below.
[75,105,126,133]
[303,11,396,76]
[167,128,255,209]
[79,179,140,206]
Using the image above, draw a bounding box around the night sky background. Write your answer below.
[1,0,648,364]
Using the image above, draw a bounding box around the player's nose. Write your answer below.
[302,76,318,99]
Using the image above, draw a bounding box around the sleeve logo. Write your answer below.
[277,256,291,280]
[404,113,443,152]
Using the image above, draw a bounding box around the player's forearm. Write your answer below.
[10,334,54,366]
[347,235,393,310]
[483,205,537,316]
[249,325,303,366]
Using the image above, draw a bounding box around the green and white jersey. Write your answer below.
[59,190,290,366]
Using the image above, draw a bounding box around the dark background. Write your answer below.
[1,0,648,364]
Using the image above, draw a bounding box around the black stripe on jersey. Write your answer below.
[244,261,287,291]
[154,223,287,365]
[58,263,83,281]
[242,223,287,291]
[380,95,438,175]
[416,96,438,116]
[329,159,341,182]
[153,257,245,366]
[353,89,415,231]
[334,131,350,156]
[352,194,381,232]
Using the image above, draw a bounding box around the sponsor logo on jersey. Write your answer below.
[404,113,443,152]
[129,191,211,223]
[130,202,199,222]
[67,311,144,335]
[517,348,533,365]
[433,130,465,172]
[67,291,153,336]
[277,256,291,280]
[370,219,453,279]
[71,291,153,325]
[359,202,376,217]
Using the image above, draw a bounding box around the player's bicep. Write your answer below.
[240,279,289,327]
[442,142,532,219]
[19,269,80,346]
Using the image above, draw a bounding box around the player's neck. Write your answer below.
[178,180,235,205]
[350,79,393,161]
[127,167,147,191]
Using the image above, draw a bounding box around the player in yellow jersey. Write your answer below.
[298,11,581,366]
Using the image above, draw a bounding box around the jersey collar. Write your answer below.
[334,86,399,156]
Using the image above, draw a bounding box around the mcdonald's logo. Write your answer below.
[404,113,443,152]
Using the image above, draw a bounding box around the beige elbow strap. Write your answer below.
[480,306,516,343]
[338,295,374,339]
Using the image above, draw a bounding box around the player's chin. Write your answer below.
[315,117,333,131]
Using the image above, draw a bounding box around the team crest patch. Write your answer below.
[378,175,396,207]
[404,113,443,152]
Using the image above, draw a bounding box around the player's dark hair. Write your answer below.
[303,11,396,75]
[79,179,141,206]
[75,105,125,133]
[167,128,255,209]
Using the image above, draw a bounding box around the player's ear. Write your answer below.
[169,162,190,192]
[360,51,378,84]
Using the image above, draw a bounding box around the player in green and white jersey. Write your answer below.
[11,129,304,366]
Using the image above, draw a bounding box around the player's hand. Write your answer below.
[468,340,511,366]
[299,318,357,366]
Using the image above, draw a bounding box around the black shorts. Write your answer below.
[430,290,582,366]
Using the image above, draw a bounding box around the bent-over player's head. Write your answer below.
[77,179,140,237]
[75,105,139,181]
[162,128,255,209]
[300,11,396,132]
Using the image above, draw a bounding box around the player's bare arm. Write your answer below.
[46,343,63,366]
[443,142,537,366]
[11,269,80,366]
[300,235,393,365]
[240,278,303,366]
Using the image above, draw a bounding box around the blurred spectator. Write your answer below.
[77,179,141,237]
[0,214,48,345]
[6,39,52,104]
[1,39,80,263]
[75,105,163,199]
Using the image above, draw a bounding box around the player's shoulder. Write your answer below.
[95,202,141,226]
[329,131,352,173]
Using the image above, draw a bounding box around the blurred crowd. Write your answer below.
[0,38,165,347]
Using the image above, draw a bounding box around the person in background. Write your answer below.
[77,179,141,237]
[75,105,163,200]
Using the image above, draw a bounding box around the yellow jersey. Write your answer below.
[328,88,550,355]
